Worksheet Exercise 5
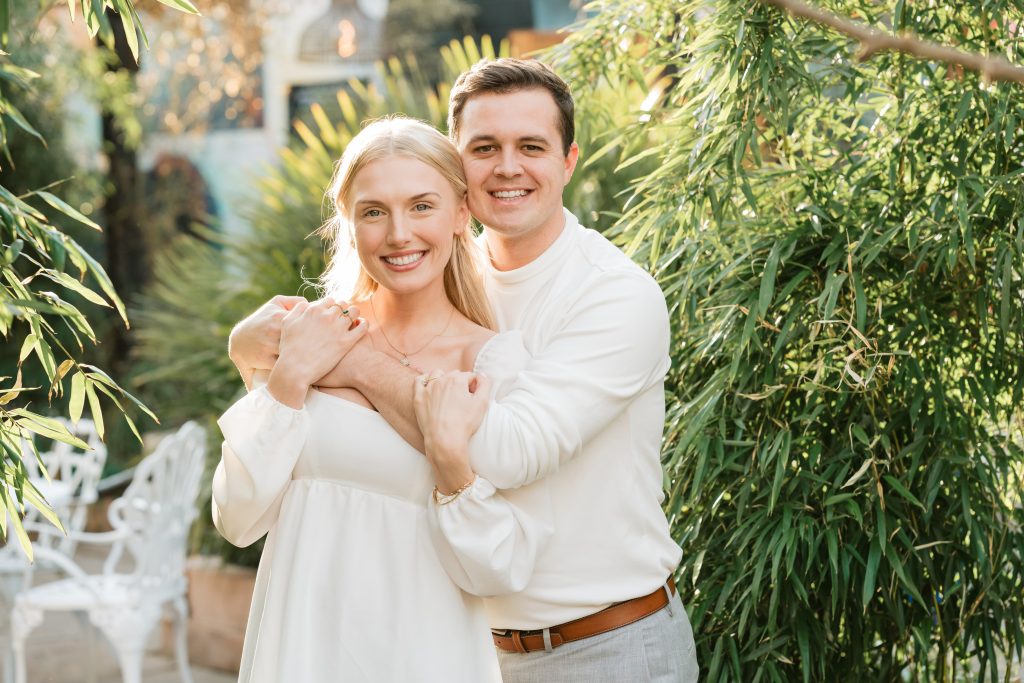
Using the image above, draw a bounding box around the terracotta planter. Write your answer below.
[165,555,256,673]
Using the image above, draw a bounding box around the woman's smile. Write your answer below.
[382,250,428,270]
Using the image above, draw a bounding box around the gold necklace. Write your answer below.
[369,297,456,371]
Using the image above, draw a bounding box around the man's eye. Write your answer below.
[475,145,495,153]
[524,145,543,151]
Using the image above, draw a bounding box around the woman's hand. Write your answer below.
[266,298,366,408]
[228,295,307,388]
[413,370,491,494]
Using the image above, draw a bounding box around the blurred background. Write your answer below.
[2,0,1023,681]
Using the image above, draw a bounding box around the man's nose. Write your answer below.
[494,149,522,177]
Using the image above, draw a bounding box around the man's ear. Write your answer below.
[563,142,580,183]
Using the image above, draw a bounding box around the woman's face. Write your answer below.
[349,155,469,296]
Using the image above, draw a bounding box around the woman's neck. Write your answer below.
[368,281,454,346]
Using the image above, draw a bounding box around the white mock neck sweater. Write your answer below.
[429,209,682,629]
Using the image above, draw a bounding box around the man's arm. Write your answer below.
[228,295,427,447]
[325,272,669,484]
[463,271,671,489]
[317,340,426,451]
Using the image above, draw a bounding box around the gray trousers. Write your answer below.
[496,590,699,683]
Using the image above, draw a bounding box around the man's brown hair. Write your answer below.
[447,58,575,155]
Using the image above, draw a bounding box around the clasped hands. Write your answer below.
[228,297,492,472]
[239,295,366,408]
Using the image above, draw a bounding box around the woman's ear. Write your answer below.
[454,195,470,236]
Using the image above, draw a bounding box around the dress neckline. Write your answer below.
[308,331,510,413]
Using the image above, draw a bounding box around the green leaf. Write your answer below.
[19,481,65,534]
[999,254,1011,338]
[882,475,925,510]
[153,0,200,14]
[123,412,143,444]
[758,244,779,318]
[35,191,102,231]
[43,270,111,308]
[85,381,104,440]
[33,336,57,381]
[69,371,86,424]
[0,0,10,48]
[2,493,32,562]
[18,333,36,363]
[111,0,139,62]
[953,90,973,127]
[9,410,90,449]
[853,274,866,333]
[862,539,881,608]
[0,99,44,143]
[76,246,128,326]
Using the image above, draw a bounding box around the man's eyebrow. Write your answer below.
[464,134,553,146]
[465,134,498,146]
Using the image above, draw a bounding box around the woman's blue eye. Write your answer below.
[364,208,382,217]
[414,203,431,212]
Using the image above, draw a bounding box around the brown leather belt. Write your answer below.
[492,577,677,654]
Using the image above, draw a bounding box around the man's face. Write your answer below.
[456,88,579,249]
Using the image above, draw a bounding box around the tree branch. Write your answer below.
[758,0,1024,85]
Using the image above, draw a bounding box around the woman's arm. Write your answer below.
[212,386,309,547]
[213,298,367,545]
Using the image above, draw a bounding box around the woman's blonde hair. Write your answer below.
[319,116,494,330]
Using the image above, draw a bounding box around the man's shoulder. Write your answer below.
[569,221,661,294]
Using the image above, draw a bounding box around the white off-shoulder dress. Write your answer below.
[212,331,542,683]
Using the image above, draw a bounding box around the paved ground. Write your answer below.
[10,545,236,683]
[22,625,235,683]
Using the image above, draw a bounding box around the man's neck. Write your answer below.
[484,210,567,272]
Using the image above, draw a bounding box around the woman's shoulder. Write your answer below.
[466,330,529,376]
[456,321,498,372]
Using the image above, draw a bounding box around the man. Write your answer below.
[229,58,698,682]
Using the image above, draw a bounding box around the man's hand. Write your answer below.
[267,298,367,408]
[315,332,375,389]
[228,295,307,387]
[413,370,491,493]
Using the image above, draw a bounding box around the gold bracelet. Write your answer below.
[432,477,476,506]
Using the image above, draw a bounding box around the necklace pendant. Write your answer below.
[399,357,411,367]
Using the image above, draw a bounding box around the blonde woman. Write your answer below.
[212,117,542,682]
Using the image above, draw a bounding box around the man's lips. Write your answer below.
[489,189,532,199]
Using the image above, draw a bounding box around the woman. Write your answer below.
[212,117,537,682]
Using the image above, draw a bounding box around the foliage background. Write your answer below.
[131,0,1024,679]
[556,0,1024,680]
[0,0,196,556]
